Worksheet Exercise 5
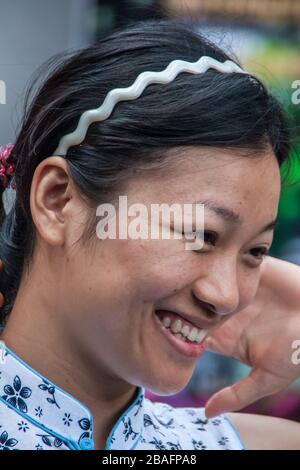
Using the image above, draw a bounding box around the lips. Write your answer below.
[154,308,213,332]
[153,309,207,358]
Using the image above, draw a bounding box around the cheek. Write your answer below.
[238,268,262,310]
[112,239,198,300]
[128,258,197,302]
[69,236,198,318]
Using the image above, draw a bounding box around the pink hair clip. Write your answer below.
[0,143,16,189]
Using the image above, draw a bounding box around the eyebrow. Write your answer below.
[257,218,279,235]
[196,199,242,224]
[195,198,278,235]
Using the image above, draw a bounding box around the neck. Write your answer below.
[0,269,137,450]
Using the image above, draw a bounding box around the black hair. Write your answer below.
[0,18,291,326]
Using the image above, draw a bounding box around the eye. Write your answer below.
[203,230,218,246]
[183,230,218,247]
[248,246,269,260]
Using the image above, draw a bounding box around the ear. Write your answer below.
[30,156,74,247]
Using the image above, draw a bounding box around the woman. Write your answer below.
[0,18,299,450]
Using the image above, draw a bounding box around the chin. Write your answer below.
[142,374,191,397]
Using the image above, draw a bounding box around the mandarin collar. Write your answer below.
[0,345,145,450]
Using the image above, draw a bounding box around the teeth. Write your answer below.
[174,333,187,342]
[162,317,171,328]
[170,319,182,334]
[159,313,207,344]
[187,327,198,342]
[181,325,190,337]
[195,329,207,343]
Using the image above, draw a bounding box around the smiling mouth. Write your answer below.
[154,309,208,345]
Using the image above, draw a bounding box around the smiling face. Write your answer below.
[51,144,280,395]
[25,145,281,396]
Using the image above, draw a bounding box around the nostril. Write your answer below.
[191,294,217,318]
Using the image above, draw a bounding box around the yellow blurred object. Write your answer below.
[163,0,300,24]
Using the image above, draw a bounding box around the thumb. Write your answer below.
[204,368,276,419]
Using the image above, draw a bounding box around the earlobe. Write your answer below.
[29,156,72,247]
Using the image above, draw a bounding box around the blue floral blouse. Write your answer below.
[0,345,245,450]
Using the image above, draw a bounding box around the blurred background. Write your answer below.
[0,0,300,421]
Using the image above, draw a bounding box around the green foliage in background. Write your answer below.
[249,39,300,256]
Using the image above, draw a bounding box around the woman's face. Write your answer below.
[41,146,281,395]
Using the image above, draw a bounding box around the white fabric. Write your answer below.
[0,345,245,450]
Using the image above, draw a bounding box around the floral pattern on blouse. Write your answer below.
[0,346,245,450]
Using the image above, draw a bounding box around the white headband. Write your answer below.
[54,56,246,156]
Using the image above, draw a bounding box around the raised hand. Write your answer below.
[204,256,300,418]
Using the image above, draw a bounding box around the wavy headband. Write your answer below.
[54,56,246,156]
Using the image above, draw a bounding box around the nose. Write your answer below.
[191,262,240,316]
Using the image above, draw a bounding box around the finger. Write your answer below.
[204,368,277,419]
[203,336,229,356]
[0,292,4,308]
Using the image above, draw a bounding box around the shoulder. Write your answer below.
[142,399,244,450]
[227,412,300,450]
